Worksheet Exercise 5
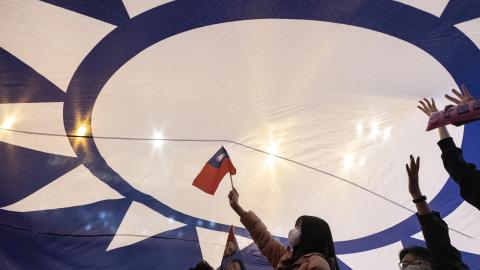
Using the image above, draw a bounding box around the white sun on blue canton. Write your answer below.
[216,153,226,162]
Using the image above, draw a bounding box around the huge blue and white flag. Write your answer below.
[1,0,480,269]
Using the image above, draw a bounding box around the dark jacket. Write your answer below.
[438,137,480,210]
[417,211,469,270]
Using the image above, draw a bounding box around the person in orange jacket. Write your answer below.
[228,188,339,270]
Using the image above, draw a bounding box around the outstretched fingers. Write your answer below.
[445,93,461,105]
[418,100,430,115]
[460,84,473,98]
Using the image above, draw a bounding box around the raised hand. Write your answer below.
[417,97,451,140]
[445,84,474,105]
[228,187,240,208]
[406,155,422,199]
[406,155,432,215]
[417,98,438,117]
[228,187,246,217]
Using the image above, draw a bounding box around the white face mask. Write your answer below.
[288,227,301,247]
[404,265,431,270]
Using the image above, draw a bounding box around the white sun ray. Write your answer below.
[0,103,76,157]
[1,165,123,212]
[455,18,480,50]
[0,0,115,91]
[122,0,174,18]
[196,227,253,268]
[106,201,186,251]
[394,0,450,17]
[337,241,404,268]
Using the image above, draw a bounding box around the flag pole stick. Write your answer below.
[229,173,234,189]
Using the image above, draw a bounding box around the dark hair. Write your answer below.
[230,259,245,270]
[284,216,339,270]
[399,246,432,262]
[189,260,214,270]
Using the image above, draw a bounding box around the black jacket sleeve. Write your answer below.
[438,137,480,210]
[417,211,469,270]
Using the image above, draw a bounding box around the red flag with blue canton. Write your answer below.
[192,146,236,195]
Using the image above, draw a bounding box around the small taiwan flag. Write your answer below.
[220,226,245,270]
[192,146,237,195]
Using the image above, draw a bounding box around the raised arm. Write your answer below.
[442,85,480,209]
[418,87,480,210]
[228,188,288,267]
[437,137,480,210]
[406,155,431,215]
[406,156,469,270]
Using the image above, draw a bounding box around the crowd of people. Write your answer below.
[190,86,479,270]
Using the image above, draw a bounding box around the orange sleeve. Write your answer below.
[307,255,331,270]
[240,211,288,267]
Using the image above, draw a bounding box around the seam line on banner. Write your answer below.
[0,128,472,239]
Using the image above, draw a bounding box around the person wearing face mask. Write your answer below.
[399,155,469,270]
[398,246,433,270]
[228,188,338,270]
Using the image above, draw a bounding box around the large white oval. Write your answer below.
[92,19,463,240]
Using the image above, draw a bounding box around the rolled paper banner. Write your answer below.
[426,99,480,131]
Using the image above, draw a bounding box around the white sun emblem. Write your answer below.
[216,153,226,162]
